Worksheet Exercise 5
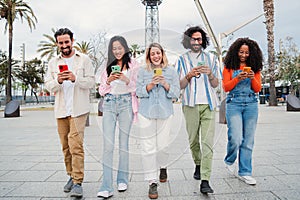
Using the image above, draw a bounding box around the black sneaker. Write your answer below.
[148,183,158,199]
[159,168,167,182]
[70,184,83,197]
[200,180,214,194]
[63,177,73,193]
[193,165,200,180]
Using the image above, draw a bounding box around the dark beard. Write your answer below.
[191,44,201,53]
[61,47,72,56]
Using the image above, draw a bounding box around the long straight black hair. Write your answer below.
[106,36,132,76]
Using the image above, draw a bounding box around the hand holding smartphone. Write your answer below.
[198,61,205,67]
[243,66,251,73]
[153,68,162,76]
[194,61,205,78]
[59,65,68,72]
[111,65,121,74]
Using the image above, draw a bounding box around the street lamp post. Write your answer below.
[194,0,263,66]
[194,0,221,56]
[218,14,264,100]
[193,0,263,97]
[20,43,26,103]
[218,13,264,71]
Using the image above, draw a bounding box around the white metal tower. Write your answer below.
[141,0,162,48]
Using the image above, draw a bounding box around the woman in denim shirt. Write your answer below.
[97,36,139,199]
[222,38,263,186]
[136,43,180,199]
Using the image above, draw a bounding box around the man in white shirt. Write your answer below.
[45,28,95,198]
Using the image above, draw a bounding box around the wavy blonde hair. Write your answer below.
[145,43,168,71]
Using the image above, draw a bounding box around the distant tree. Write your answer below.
[209,49,227,62]
[74,41,93,55]
[37,28,58,61]
[263,0,277,106]
[276,37,300,95]
[0,50,18,98]
[0,50,8,94]
[14,58,44,102]
[130,44,143,58]
[0,0,37,103]
[89,31,108,76]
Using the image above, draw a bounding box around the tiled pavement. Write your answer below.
[0,102,300,199]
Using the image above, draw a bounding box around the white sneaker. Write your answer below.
[117,183,127,192]
[238,175,256,185]
[225,162,236,175]
[97,190,113,198]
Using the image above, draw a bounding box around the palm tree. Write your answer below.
[263,0,277,106]
[130,44,143,58]
[0,0,37,104]
[74,41,93,55]
[37,28,58,61]
[209,49,228,62]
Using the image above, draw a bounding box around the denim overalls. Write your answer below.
[224,70,258,176]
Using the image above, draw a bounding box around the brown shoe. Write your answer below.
[159,168,167,182]
[148,183,158,199]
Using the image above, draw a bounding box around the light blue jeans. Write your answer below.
[224,99,258,176]
[99,93,133,193]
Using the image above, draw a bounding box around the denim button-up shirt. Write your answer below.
[136,66,180,119]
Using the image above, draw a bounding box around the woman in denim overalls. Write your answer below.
[222,38,263,185]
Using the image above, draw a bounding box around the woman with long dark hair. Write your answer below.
[97,36,139,198]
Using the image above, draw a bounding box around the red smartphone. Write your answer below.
[59,65,68,72]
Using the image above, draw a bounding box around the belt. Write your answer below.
[105,93,131,98]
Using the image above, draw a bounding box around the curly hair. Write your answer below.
[181,26,209,50]
[106,35,132,76]
[224,37,263,73]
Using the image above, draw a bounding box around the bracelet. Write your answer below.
[185,74,191,82]
[106,80,110,85]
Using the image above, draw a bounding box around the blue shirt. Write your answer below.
[136,66,180,119]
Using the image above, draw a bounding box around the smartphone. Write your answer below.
[243,66,251,73]
[198,61,205,67]
[153,68,162,76]
[111,65,121,74]
[59,65,68,72]
[195,61,204,78]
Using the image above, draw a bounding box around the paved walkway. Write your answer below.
[0,102,300,199]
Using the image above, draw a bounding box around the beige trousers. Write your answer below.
[57,113,88,184]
